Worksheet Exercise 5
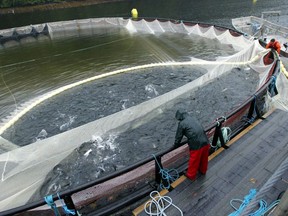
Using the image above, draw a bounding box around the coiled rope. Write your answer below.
[144,191,183,216]
[248,199,280,216]
[228,189,257,216]
[229,188,281,216]
[152,154,179,190]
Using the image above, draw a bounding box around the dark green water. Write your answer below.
[0,29,237,144]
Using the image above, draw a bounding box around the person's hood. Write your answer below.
[175,109,188,121]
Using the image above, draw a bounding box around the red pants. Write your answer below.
[186,144,210,180]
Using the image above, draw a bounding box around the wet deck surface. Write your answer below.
[136,109,288,216]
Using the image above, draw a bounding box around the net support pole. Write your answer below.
[155,155,162,185]
[211,122,229,149]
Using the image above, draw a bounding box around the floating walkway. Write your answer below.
[134,109,288,216]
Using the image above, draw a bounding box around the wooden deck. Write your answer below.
[134,109,288,216]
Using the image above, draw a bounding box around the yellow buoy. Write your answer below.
[131,8,138,19]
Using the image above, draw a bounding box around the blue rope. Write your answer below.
[152,154,179,190]
[44,195,60,216]
[57,193,76,215]
[229,189,281,216]
[248,199,280,216]
[228,189,257,216]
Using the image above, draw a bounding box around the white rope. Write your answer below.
[144,191,183,216]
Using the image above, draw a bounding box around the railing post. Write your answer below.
[247,96,265,123]
[211,121,229,149]
[154,155,171,190]
[247,97,256,120]
[63,195,77,215]
[155,155,162,185]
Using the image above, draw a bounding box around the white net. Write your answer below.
[269,59,288,110]
[0,18,278,211]
[232,15,288,52]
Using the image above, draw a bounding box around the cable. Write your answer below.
[144,191,183,216]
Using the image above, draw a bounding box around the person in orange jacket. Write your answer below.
[266,38,281,54]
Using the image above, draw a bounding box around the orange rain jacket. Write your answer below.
[266,40,282,54]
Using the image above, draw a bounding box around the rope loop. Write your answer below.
[228,189,280,216]
[144,191,183,216]
[228,189,257,216]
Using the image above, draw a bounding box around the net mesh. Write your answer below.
[232,15,288,52]
[0,17,281,212]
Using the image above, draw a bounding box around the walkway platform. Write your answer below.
[134,109,288,216]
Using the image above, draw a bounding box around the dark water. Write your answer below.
[3,66,208,146]
[0,30,236,144]
[0,0,288,30]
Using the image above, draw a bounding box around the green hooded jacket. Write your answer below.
[174,109,209,150]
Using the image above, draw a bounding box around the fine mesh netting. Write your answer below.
[232,15,288,53]
[269,59,288,110]
[0,18,282,211]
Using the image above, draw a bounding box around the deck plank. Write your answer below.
[135,109,288,216]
